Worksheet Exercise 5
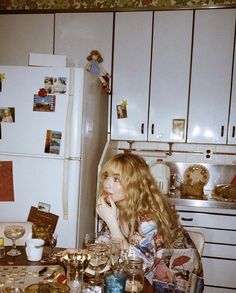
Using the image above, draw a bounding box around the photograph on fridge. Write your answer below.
[0,107,15,123]
[44,130,62,155]
[38,201,51,213]
[44,76,67,94]
[33,94,56,112]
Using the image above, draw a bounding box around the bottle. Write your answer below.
[124,257,144,293]
[105,270,127,293]
[0,237,5,258]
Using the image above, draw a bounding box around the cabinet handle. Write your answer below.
[232,126,235,138]
[181,217,193,222]
[151,123,154,135]
[141,123,144,134]
[221,125,224,137]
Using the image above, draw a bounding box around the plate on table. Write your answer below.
[183,164,209,186]
[25,282,70,292]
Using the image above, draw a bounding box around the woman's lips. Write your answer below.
[104,191,112,196]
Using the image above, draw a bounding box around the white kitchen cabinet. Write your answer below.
[149,11,193,142]
[111,12,152,141]
[188,9,236,144]
[228,39,236,144]
[54,13,113,70]
[176,206,236,291]
[111,11,193,142]
[0,14,54,66]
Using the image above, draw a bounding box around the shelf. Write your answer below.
[168,197,236,210]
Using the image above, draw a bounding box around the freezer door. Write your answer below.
[0,66,72,158]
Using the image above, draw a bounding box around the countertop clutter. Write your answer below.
[163,162,236,209]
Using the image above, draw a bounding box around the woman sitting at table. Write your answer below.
[96,153,204,293]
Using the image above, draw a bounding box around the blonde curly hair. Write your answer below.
[98,153,180,247]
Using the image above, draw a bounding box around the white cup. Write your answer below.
[26,238,45,261]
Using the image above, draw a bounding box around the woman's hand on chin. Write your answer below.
[96,195,117,224]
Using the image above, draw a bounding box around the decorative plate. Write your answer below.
[183,164,209,186]
[25,283,70,293]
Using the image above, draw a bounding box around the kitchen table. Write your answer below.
[0,246,156,292]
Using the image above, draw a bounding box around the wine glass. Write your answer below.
[4,225,25,256]
[61,250,90,292]
[48,233,58,263]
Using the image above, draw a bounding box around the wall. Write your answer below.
[117,140,236,167]
[0,13,113,73]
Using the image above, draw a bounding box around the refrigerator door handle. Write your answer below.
[62,159,69,220]
[64,95,73,159]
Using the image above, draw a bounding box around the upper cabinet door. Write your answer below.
[55,13,113,71]
[0,14,54,66]
[111,12,152,141]
[149,11,193,142]
[228,92,236,144]
[228,40,236,144]
[188,9,236,144]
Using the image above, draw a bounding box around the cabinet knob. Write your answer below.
[221,125,224,137]
[232,126,235,138]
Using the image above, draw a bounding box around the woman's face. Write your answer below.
[3,109,10,116]
[102,171,125,203]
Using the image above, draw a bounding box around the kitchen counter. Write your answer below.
[168,197,236,209]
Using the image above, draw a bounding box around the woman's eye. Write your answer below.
[113,177,120,182]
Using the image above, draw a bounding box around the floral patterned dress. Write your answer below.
[100,211,204,293]
[128,213,204,293]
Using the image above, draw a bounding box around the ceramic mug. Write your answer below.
[25,238,45,261]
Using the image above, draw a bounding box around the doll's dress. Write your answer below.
[89,60,101,75]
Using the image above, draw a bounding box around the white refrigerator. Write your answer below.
[0,65,108,248]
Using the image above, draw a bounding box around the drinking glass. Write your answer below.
[61,250,90,293]
[48,233,57,254]
[109,238,124,270]
[84,233,110,286]
[4,225,25,256]
[47,233,58,263]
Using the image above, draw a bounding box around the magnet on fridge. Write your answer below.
[0,73,6,92]
[0,107,15,123]
[44,76,67,94]
[33,94,56,112]
[0,161,14,202]
[44,130,62,155]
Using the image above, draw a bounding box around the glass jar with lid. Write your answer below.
[124,257,144,293]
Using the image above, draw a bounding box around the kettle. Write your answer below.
[149,161,170,194]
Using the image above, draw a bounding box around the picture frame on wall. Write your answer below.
[171,119,185,140]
